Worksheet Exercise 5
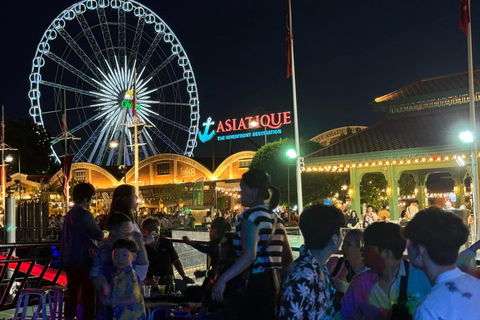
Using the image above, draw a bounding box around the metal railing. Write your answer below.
[0,242,63,311]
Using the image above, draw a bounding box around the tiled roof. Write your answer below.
[308,107,473,158]
[373,69,480,104]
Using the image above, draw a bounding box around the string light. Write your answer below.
[215,187,241,198]
[303,153,473,174]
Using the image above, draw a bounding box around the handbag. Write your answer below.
[204,210,278,308]
[389,260,412,320]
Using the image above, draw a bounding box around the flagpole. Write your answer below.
[1,106,5,219]
[288,0,303,215]
[133,70,140,200]
[466,1,480,242]
[64,90,70,211]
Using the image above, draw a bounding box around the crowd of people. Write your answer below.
[58,168,480,320]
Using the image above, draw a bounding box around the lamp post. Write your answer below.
[459,130,480,241]
[109,139,127,184]
[5,151,21,200]
[286,149,297,224]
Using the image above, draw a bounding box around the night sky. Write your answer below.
[1,0,479,158]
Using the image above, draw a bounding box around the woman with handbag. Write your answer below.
[211,168,293,320]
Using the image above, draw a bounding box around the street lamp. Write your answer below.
[109,139,119,149]
[5,151,21,200]
[286,149,297,223]
[109,139,127,183]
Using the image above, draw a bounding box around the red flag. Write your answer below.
[60,155,73,198]
[286,6,293,78]
[132,70,137,117]
[61,103,67,133]
[61,91,67,133]
[459,0,470,36]
[132,94,136,117]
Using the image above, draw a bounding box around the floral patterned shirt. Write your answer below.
[279,245,336,320]
[112,265,147,320]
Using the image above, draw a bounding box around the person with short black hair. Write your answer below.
[404,207,480,319]
[363,205,378,228]
[327,229,366,301]
[279,204,345,319]
[59,182,105,320]
[110,238,146,320]
[141,217,195,286]
[341,222,431,320]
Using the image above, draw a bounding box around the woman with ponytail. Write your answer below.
[211,168,293,320]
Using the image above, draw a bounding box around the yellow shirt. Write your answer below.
[377,210,390,221]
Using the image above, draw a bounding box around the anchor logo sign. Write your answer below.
[198,117,215,143]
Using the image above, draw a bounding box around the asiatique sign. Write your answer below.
[198,111,292,143]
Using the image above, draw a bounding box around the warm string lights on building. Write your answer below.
[427,192,456,199]
[303,153,476,173]
[398,194,417,200]
[215,187,241,199]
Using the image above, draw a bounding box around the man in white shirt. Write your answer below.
[404,207,480,320]
[404,200,419,221]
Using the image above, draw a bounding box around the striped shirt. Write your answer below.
[233,205,287,274]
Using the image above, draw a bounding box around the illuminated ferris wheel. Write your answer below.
[28,0,200,166]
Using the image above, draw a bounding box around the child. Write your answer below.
[183,217,231,281]
[111,239,147,320]
[182,217,231,308]
[90,213,149,320]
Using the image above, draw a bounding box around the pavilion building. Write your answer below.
[305,69,480,220]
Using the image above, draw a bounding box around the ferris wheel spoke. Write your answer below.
[142,109,189,132]
[141,78,187,96]
[44,52,97,88]
[129,15,146,69]
[149,126,184,154]
[142,53,177,86]
[76,13,109,72]
[97,7,116,67]
[141,130,160,155]
[40,80,100,99]
[118,8,126,66]
[73,122,106,162]
[55,27,103,80]
[94,112,126,165]
[138,32,164,71]
[89,115,118,163]
[148,101,191,107]
[138,135,151,158]
[42,103,103,115]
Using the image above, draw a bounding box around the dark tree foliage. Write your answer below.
[249,138,326,206]
[302,172,350,205]
[4,119,59,174]
[398,173,416,196]
[360,173,388,210]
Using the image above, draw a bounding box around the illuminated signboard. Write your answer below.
[121,89,141,110]
[198,111,291,143]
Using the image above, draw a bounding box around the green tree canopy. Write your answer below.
[360,173,388,211]
[5,119,59,174]
[250,139,348,205]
